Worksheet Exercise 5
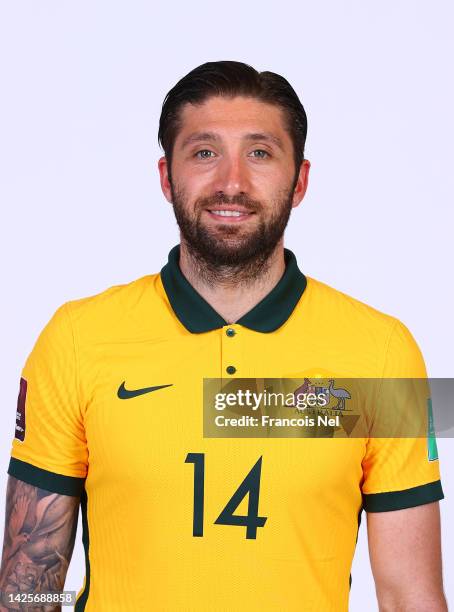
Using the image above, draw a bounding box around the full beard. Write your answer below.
[170,185,295,286]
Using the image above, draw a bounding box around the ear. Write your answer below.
[158,156,173,203]
[292,159,311,209]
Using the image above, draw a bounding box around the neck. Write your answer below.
[178,239,287,324]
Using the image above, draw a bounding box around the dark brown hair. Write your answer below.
[158,61,308,180]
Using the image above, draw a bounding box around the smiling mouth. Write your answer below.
[206,208,255,220]
[211,210,249,217]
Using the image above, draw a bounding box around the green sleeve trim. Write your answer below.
[7,457,85,497]
[363,479,444,512]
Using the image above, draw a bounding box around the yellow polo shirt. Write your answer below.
[8,245,444,611]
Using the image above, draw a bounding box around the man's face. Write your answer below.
[158,96,310,268]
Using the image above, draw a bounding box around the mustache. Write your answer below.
[196,193,261,211]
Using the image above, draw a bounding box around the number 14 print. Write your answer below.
[185,453,268,540]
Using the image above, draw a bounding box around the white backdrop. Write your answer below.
[0,1,452,609]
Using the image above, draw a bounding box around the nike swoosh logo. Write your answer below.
[117,381,173,399]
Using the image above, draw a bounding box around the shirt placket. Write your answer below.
[220,324,243,379]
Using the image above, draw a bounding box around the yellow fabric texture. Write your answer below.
[9,272,442,611]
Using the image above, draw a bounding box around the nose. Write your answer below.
[211,154,252,196]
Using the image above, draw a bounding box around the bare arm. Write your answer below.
[367,501,448,612]
[0,476,79,612]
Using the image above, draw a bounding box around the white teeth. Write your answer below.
[210,210,245,217]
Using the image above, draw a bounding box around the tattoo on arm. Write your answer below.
[0,476,80,611]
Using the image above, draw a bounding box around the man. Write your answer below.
[0,61,447,611]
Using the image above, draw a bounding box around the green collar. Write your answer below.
[160,245,307,333]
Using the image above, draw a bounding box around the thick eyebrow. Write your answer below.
[180,131,285,151]
[181,132,220,149]
[243,132,284,151]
